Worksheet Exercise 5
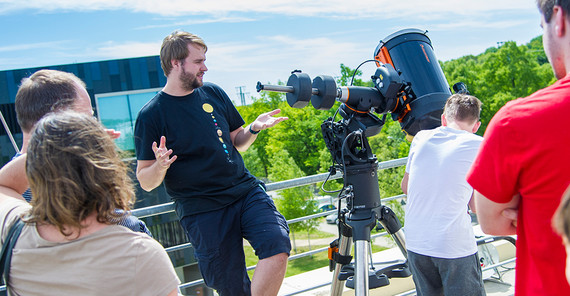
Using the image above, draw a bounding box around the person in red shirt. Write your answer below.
[467,1,570,295]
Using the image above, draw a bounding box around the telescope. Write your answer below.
[257,29,457,295]
[257,28,452,138]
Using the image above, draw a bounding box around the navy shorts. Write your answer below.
[180,185,291,295]
[407,250,486,296]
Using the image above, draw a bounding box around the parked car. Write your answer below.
[326,212,339,224]
[318,204,336,213]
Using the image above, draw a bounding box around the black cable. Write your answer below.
[350,59,378,86]
[341,130,359,187]
[320,166,342,194]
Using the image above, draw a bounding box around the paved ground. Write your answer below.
[279,245,515,296]
[277,221,516,296]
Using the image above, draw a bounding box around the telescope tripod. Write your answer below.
[328,160,411,296]
[321,113,411,296]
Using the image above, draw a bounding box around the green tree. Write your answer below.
[238,87,285,178]
[269,149,318,234]
[267,103,333,175]
[338,63,374,87]
[442,39,555,134]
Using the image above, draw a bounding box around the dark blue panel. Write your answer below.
[83,64,92,84]
[0,72,8,104]
[148,70,159,88]
[129,59,142,89]
[64,64,79,77]
[5,71,17,104]
[109,60,119,75]
[91,63,102,80]
[138,59,150,88]
[109,74,121,92]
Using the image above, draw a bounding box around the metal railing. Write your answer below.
[132,156,517,294]
[132,158,410,292]
[0,156,515,295]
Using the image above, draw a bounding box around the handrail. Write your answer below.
[131,157,408,218]
[0,156,517,294]
[128,157,410,292]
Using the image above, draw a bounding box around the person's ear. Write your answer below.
[171,59,181,70]
[441,114,447,126]
[554,5,566,37]
[472,121,481,133]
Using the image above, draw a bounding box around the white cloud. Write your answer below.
[206,35,370,79]
[202,34,382,104]
[433,19,532,30]
[135,16,257,30]
[0,40,68,52]
[0,0,537,19]
[91,41,161,59]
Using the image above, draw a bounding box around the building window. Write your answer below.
[96,88,160,152]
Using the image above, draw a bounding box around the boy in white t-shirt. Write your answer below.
[401,93,485,296]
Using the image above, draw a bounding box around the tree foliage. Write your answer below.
[441,39,555,134]
[238,35,554,227]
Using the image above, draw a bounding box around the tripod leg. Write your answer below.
[354,240,370,296]
[378,205,408,258]
[331,222,352,296]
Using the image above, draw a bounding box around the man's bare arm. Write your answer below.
[475,190,519,235]
[0,155,29,198]
[136,136,176,192]
[468,192,476,213]
[401,172,409,195]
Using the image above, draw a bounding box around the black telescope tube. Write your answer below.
[337,86,384,113]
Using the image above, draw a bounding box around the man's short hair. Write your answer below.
[553,185,570,241]
[160,30,207,77]
[443,93,482,124]
[537,0,570,23]
[15,69,86,132]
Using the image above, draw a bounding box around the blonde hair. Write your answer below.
[25,111,135,237]
[443,93,482,124]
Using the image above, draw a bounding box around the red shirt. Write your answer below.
[467,74,570,296]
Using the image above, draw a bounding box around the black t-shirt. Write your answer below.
[134,83,260,217]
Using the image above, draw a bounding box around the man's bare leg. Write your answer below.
[251,252,289,295]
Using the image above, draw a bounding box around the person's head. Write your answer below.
[553,185,570,284]
[537,0,570,79]
[25,111,135,237]
[441,93,482,133]
[160,30,208,91]
[15,70,92,133]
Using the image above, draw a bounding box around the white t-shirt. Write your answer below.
[0,199,180,296]
[404,126,482,258]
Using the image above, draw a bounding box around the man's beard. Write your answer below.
[180,67,203,92]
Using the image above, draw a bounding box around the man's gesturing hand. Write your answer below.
[250,109,288,132]
[152,136,177,169]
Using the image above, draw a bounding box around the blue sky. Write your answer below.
[0,0,543,104]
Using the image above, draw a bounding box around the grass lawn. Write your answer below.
[244,228,389,278]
